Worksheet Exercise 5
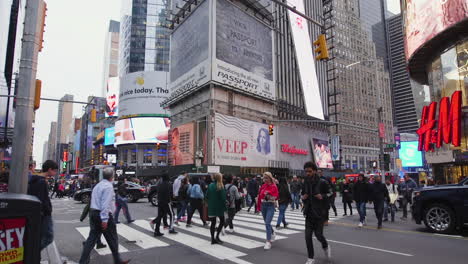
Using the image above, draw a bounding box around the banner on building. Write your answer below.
[169,123,195,166]
[214,113,276,167]
[105,77,119,117]
[114,118,170,145]
[312,138,333,169]
[331,135,340,161]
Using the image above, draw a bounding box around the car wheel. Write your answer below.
[150,193,158,207]
[423,203,456,234]
[81,193,90,204]
[126,193,135,203]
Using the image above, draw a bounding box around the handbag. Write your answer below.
[202,201,209,222]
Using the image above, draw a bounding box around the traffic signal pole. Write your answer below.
[9,0,41,194]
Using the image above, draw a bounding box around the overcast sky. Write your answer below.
[33,0,121,166]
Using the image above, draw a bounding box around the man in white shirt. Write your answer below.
[384,178,399,222]
[79,167,130,264]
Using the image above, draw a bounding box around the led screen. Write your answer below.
[104,127,115,146]
[399,141,423,167]
[114,117,170,145]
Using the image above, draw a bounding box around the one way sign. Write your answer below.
[331,135,340,161]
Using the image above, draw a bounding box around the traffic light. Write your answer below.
[156,142,161,150]
[268,125,274,135]
[63,151,68,162]
[34,79,42,110]
[313,34,329,61]
[90,109,97,123]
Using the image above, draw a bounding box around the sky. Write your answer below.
[33,0,121,166]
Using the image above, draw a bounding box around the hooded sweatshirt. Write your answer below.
[28,174,52,216]
[256,183,279,211]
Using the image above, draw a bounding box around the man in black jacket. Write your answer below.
[369,175,390,229]
[151,174,177,236]
[28,160,58,251]
[302,162,331,264]
[247,176,259,213]
[290,175,302,211]
[114,178,134,224]
[353,174,369,227]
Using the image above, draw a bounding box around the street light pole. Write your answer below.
[9,0,41,194]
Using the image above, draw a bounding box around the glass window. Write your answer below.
[143,149,152,164]
[441,48,461,98]
[130,150,137,163]
[456,41,468,107]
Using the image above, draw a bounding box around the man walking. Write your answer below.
[79,167,130,264]
[224,174,241,233]
[353,174,369,227]
[114,178,135,224]
[399,174,417,220]
[28,160,58,252]
[290,175,302,211]
[302,162,331,264]
[173,171,187,218]
[152,174,177,236]
[369,175,390,229]
[384,178,398,222]
[247,175,259,213]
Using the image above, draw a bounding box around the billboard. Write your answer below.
[212,0,275,99]
[287,0,324,120]
[312,138,333,169]
[214,114,276,167]
[104,127,115,146]
[105,77,119,117]
[114,117,170,145]
[119,71,170,118]
[169,123,194,165]
[277,126,319,170]
[399,141,423,167]
[404,0,468,59]
[169,0,211,98]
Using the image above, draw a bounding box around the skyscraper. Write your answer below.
[47,122,57,161]
[56,94,73,163]
[102,20,120,97]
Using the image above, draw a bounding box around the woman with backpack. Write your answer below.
[175,177,189,225]
[276,177,291,229]
[257,172,279,250]
[224,174,241,233]
[206,173,227,244]
[186,176,207,227]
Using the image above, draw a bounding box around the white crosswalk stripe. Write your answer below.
[76,227,130,256]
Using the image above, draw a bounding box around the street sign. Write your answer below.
[384,147,394,152]
[386,144,396,148]
[331,135,340,161]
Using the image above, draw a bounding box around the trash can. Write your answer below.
[0,193,42,264]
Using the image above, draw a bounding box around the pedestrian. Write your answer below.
[290,175,302,211]
[328,179,338,217]
[114,178,135,224]
[28,160,58,252]
[353,174,369,227]
[186,176,207,227]
[276,177,291,229]
[224,174,240,233]
[69,180,77,199]
[50,181,59,199]
[302,162,331,264]
[399,173,417,220]
[247,175,259,213]
[206,173,227,244]
[369,175,390,229]
[58,181,65,198]
[151,174,177,236]
[257,172,278,250]
[80,191,107,249]
[173,171,187,219]
[318,170,333,225]
[79,167,130,264]
[384,178,398,222]
[175,176,190,225]
[341,180,353,216]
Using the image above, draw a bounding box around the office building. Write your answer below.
[56,94,74,163]
[47,122,57,161]
[102,20,120,97]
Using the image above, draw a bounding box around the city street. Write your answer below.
[48,198,468,264]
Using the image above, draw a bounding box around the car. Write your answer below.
[412,177,468,234]
[74,181,147,203]
[147,173,210,207]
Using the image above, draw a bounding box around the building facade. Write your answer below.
[47,122,57,161]
[55,94,74,164]
[102,20,120,97]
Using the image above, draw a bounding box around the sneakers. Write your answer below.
[270,232,276,242]
[154,232,164,237]
[363,218,367,226]
[96,243,107,249]
[221,229,226,236]
[226,228,234,234]
[284,223,289,229]
[127,220,135,224]
[149,220,155,231]
[169,229,178,234]
[377,225,382,230]
[324,245,331,259]
[264,241,272,250]
[305,259,315,264]
[186,224,192,228]
[358,222,363,228]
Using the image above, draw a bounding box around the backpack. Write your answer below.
[225,184,234,208]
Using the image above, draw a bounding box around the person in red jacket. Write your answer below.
[257,172,278,250]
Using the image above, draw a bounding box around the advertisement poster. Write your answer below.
[214,114,276,167]
[114,117,170,145]
[287,0,324,120]
[399,141,423,167]
[404,0,468,59]
[119,71,170,118]
[312,138,333,169]
[105,77,119,117]
[212,0,275,99]
[169,0,211,97]
[0,218,26,264]
[169,123,194,165]
[104,127,115,146]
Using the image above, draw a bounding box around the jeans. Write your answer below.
[247,194,257,212]
[356,202,367,223]
[154,203,174,232]
[176,200,188,220]
[373,200,385,226]
[305,217,328,259]
[276,204,288,226]
[343,201,353,215]
[187,198,206,225]
[291,192,300,209]
[329,196,337,216]
[401,197,410,218]
[40,215,54,251]
[226,208,236,229]
[261,202,275,241]
[79,210,122,264]
[114,195,132,223]
[384,201,396,221]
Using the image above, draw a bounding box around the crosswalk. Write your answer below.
[75,208,347,263]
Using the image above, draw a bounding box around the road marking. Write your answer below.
[55,220,81,224]
[434,234,463,238]
[115,223,169,248]
[324,238,414,257]
[234,215,305,230]
[76,227,129,255]
[134,220,250,262]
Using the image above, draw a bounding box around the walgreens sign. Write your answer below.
[281,144,308,156]
[416,91,462,152]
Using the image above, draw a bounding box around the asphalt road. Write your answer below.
[46,197,468,264]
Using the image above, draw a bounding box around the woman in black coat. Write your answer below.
[341,181,353,216]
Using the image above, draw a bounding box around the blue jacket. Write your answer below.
[187,184,204,199]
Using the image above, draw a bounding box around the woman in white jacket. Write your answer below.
[384,178,399,222]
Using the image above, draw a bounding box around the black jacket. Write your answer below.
[247,179,259,196]
[28,175,52,216]
[290,181,302,194]
[353,181,370,203]
[341,183,353,203]
[116,181,127,197]
[157,181,173,204]
[301,176,329,220]
[369,182,390,202]
[278,183,292,205]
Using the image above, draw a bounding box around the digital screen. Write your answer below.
[104,127,115,146]
[114,117,170,145]
[399,141,423,167]
[312,138,333,169]
[105,77,119,117]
